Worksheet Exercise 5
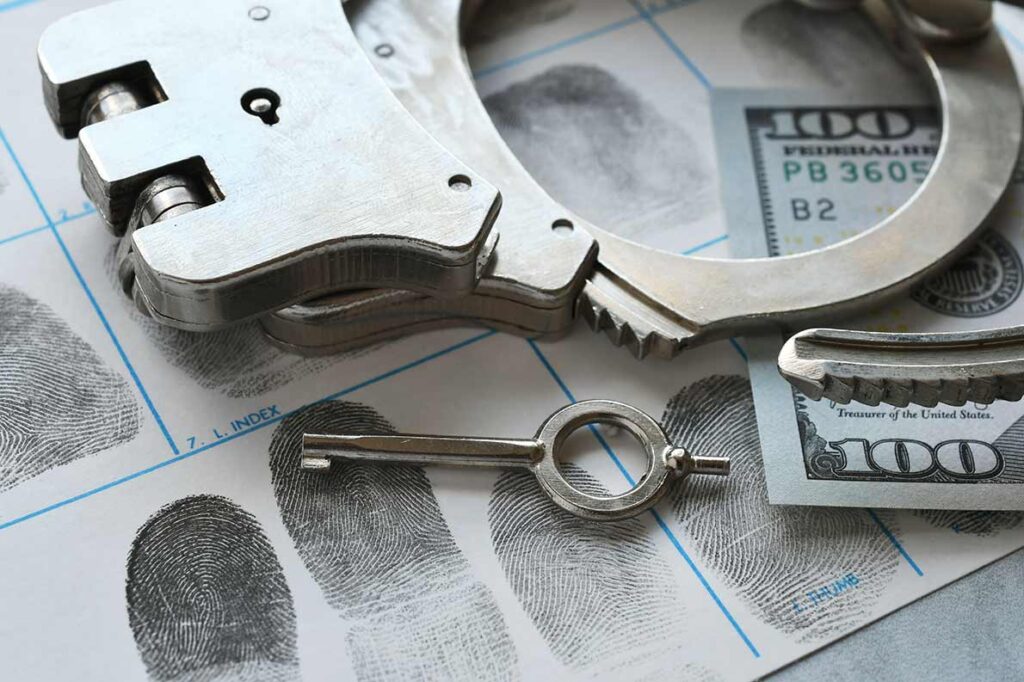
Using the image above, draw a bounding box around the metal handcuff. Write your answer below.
[263,0,1022,364]
[283,0,1024,411]
[36,0,1024,518]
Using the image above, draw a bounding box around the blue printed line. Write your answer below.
[527,339,641,484]
[0,224,49,247]
[1,206,97,251]
[528,339,578,403]
[640,0,702,13]
[0,0,38,13]
[588,417,637,484]
[682,233,728,255]
[0,126,180,455]
[728,338,748,362]
[475,15,644,78]
[867,509,924,577]
[525,338,761,658]
[628,0,711,90]
[0,330,497,532]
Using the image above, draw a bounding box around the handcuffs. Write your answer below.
[36,0,1024,400]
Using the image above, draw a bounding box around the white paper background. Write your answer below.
[1,0,1024,680]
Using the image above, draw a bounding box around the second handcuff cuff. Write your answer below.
[38,0,1024,404]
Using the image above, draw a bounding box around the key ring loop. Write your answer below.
[533,400,675,521]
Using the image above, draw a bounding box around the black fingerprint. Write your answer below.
[0,283,140,492]
[104,247,363,398]
[269,402,517,680]
[126,495,299,682]
[915,510,1024,537]
[663,375,899,642]
[489,464,694,677]
[741,1,923,93]
[467,0,576,45]
[484,64,715,245]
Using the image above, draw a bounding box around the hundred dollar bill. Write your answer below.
[714,89,1024,509]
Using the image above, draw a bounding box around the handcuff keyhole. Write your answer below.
[555,421,647,496]
[242,88,281,125]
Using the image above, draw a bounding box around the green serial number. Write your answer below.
[783,159,932,184]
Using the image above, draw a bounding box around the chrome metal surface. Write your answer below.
[580,0,1021,357]
[267,0,1022,361]
[115,175,209,309]
[38,0,501,330]
[891,0,993,43]
[779,327,1024,408]
[79,81,150,131]
[263,288,569,355]
[263,0,597,352]
[301,400,730,521]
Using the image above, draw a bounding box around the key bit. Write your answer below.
[301,400,730,522]
[38,0,501,330]
[779,327,1024,408]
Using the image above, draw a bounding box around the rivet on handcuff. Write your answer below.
[37,0,1024,519]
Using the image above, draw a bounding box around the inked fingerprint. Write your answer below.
[484,64,716,247]
[915,511,1024,537]
[126,495,300,681]
[104,247,364,398]
[489,464,701,678]
[663,375,899,642]
[0,284,140,492]
[467,0,576,45]
[269,402,517,681]
[741,1,923,94]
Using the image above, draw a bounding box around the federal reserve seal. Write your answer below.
[912,231,1023,318]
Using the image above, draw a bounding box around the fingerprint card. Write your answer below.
[3,1,1024,682]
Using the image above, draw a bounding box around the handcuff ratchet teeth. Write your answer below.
[779,326,1024,408]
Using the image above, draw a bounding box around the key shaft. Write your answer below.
[302,433,543,471]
